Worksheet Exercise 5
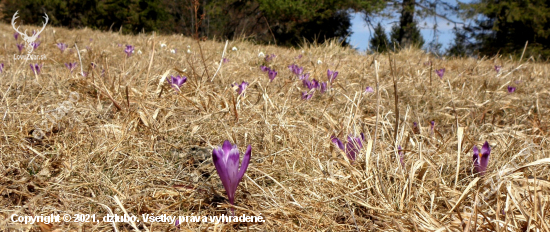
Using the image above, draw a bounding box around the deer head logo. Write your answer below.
[12,10,49,54]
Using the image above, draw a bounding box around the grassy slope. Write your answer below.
[0,23,549,231]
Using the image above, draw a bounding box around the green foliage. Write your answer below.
[1,0,385,48]
[466,0,550,59]
[389,22,424,50]
[369,23,389,53]
[446,28,470,57]
[2,0,171,34]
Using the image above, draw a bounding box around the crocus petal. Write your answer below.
[481,141,491,157]
[222,140,234,158]
[331,137,345,151]
[212,147,231,198]
[479,141,491,173]
[472,145,480,165]
[237,145,252,183]
[224,147,241,203]
[320,82,327,93]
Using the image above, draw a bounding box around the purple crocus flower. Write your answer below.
[320,82,327,93]
[296,54,303,59]
[223,58,229,63]
[327,69,338,83]
[31,41,40,50]
[507,86,516,93]
[430,121,435,135]
[91,62,97,69]
[365,86,374,93]
[268,69,278,82]
[167,75,187,91]
[473,141,491,175]
[303,77,320,90]
[212,140,251,214]
[65,62,78,72]
[265,54,276,62]
[175,219,180,229]
[398,146,405,169]
[495,65,501,73]
[30,64,42,75]
[125,45,134,57]
[17,43,24,54]
[288,64,303,76]
[0,63,4,73]
[233,81,248,95]
[287,64,296,72]
[331,133,365,163]
[301,91,313,100]
[260,65,270,72]
[56,43,68,53]
[14,32,19,40]
[303,78,319,90]
[435,68,445,78]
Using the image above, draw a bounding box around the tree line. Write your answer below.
[2,0,549,59]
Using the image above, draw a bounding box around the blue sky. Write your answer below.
[349,0,473,52]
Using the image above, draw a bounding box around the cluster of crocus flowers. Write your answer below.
[473,141,491,175]
[30,64,42,75]
[56,43,68,53]
[302,77,319,90]
[507,86,516,93]
[301,76,328,99]
[212,140,251,214]
[331,133,364,163]
[124,45,134,57]
[233,81,249,96]
[327,69,338,83]
[288,64,304,76]
[65,62,78,72]
[494,65,501,73]
[260,66,278,81]
[436,68,445,78]
[167,75,187,92]
[31,41,40,50]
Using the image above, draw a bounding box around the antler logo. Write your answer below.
[12,10,49,54]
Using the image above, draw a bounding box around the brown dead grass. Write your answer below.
[0,23,549,231]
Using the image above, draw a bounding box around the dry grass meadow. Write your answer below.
[0,22,549,231]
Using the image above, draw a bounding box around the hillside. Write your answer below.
[0,23,549,231]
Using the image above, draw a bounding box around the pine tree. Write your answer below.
[389,22,424,50]
[465,0,550,59]
[446,28,469,57]
[369,23,389,53]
